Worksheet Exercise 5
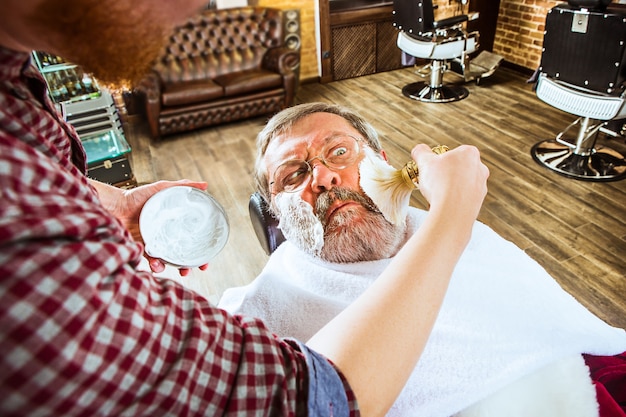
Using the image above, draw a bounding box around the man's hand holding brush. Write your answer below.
[312,144,489,417]
[411,143,489,226]
[359,142,488,227]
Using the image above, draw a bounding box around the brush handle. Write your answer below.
[400,145,449,187]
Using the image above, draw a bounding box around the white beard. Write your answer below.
[274,188,406,263]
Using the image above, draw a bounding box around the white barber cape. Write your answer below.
[219,207,626,417]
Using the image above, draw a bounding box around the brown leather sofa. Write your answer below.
[136,7,300,139]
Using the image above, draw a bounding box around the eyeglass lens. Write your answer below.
[272,135,360,194]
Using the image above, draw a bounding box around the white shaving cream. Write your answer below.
[274,192,325,257]
[139,186,229,267]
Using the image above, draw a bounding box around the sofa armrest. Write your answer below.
[135,72,162,138]
[262,47,300,76]
[263,47,299,107]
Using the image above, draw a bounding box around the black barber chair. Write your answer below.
[531,0,626,181]
[392,0,502,103]
[249,192,285,255]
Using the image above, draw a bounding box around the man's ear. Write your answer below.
[380,149,388,162]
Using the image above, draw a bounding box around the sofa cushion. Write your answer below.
[214,69,283,97]
[162,80,224,107]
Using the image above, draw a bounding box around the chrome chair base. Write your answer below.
[401,81,469,103]
[531,139,626,182]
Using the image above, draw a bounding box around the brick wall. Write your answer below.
[433,0,468,19]
[253,0,479,81]
[493,0,560,70]
[434,0,559,71]
[250,0,561,78]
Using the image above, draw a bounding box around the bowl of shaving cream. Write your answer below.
[139,186,229,267]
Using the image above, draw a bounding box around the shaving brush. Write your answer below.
[360,145,449,225]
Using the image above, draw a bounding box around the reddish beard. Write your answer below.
[316,188,404,263]
[275,188,405,263]
[27,0,172,88]
[315,188,405,263]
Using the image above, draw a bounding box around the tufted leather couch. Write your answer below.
[136,7,300,139]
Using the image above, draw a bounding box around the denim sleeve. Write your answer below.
[286,339,359,417]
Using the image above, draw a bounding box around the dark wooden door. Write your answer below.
[468,0,501,52]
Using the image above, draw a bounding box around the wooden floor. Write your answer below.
[125,66,626,328]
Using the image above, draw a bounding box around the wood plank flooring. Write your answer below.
[125,66,626,327]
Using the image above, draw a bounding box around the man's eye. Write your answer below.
[282,168,308,186]
[331,146,348,158]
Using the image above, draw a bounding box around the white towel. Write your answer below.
[219,207,626,417]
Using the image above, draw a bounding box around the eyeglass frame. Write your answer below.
[268,134,365,195]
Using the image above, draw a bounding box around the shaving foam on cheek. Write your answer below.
[275,192,324,256]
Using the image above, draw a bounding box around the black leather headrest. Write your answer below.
[248,192,285,255]
[568,0,612,9]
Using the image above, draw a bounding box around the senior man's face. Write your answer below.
[265,113,405,263]
[28,0,207,87]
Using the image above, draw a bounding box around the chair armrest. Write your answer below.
[433,14,469,30]
[134,72,162,138]
[262,47,300,75]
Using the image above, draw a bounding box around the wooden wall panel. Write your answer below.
[332,23,377,80]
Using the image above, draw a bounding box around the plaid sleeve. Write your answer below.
[0,58,361,416]
[0,134,360,416]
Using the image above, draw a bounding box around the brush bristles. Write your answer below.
[359,157,415,225]
[359,146,448,225]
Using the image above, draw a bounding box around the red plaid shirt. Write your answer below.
[0,47,358,416]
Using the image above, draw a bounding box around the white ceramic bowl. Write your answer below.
[139,186,229,267]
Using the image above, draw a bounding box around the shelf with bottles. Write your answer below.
[32,51,71,72]
[32,51,102,104]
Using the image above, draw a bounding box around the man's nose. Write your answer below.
[308,159,340,193]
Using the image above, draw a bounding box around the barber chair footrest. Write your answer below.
[531,139,626,181]
[402,82,469,103]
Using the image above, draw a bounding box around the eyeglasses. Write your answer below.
[270,135,363,195]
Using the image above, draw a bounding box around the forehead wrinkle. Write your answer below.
[272,131,358,161]
[266,137,309,173]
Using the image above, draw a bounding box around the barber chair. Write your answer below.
[249,192,285,255]
[531,0,626,181]
[392,0,502,103]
